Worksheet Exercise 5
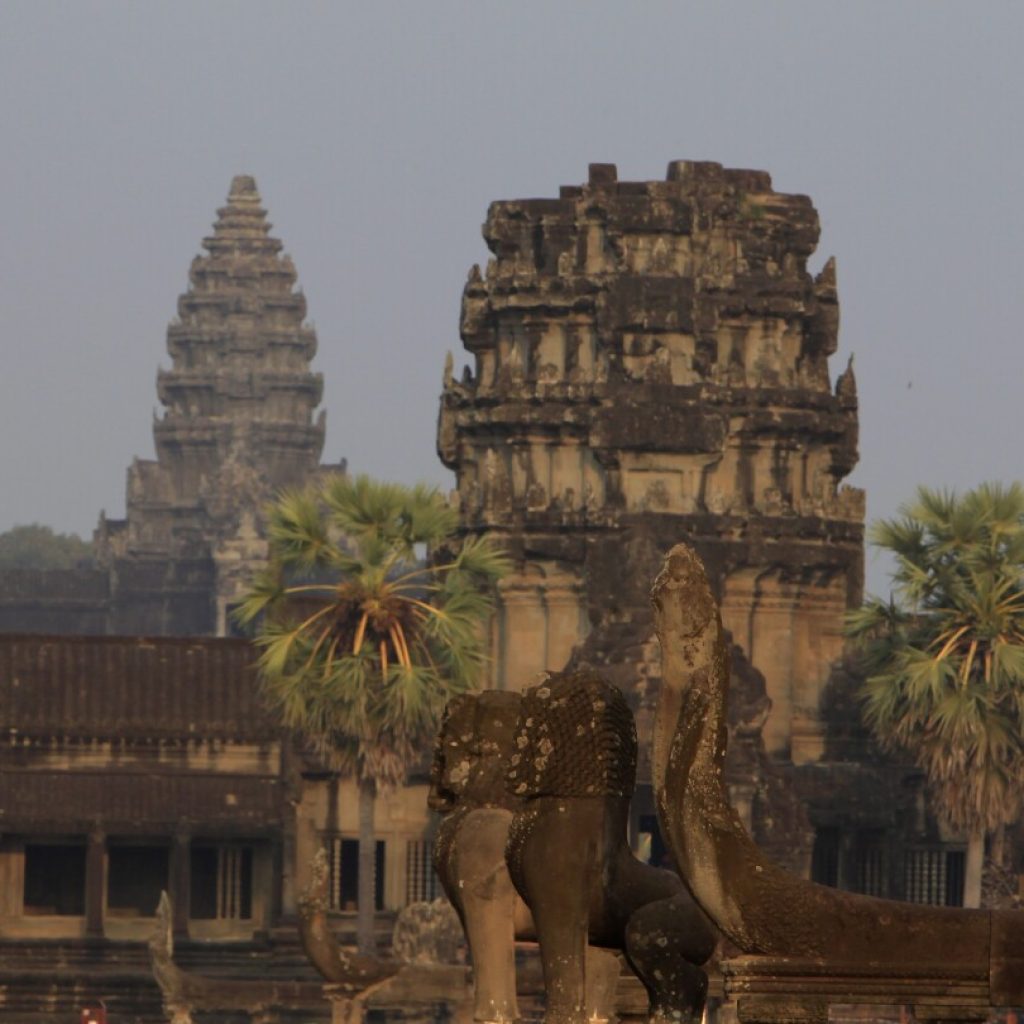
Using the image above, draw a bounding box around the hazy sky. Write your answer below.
[2,2,1022,595]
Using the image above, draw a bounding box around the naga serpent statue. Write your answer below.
[651,542,1024,1004]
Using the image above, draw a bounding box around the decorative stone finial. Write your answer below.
[228,174,259,199]
[815,255,837,290]
[836,354,857,403]
[588,162,618,185]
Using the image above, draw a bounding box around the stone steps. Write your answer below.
[0,935,329,1023]
[0,971,166,1024]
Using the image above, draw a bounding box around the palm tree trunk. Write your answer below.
[963,829,985,908]
[991,823,1007,870]
[357,777,377,954]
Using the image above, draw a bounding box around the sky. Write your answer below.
[2,2,1022,596]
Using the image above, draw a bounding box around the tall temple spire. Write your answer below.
[155,174,325,490]
[94,176,342,635]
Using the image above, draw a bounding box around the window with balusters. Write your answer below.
[323,835,385,911]
[405,839,440,904]
[903,846,965,907]
[190,843,253,920]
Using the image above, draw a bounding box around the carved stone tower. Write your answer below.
[95,175,342,634]
[438,161,863,764]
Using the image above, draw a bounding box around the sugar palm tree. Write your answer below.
[846,482,1024,907]
[236,474,509,952]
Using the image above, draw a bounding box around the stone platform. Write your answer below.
[723,955,1012,1024]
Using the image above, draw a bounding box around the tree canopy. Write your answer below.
[846,482,1024,905]
[0,523,93,570]
[235,474,510,788]
[237,474,508,952]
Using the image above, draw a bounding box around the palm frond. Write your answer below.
[404,484,459,544]
[266,489,333,569]
[232,566,285,627]
[323,474,409,547]
[856,480,1024,834]
[993,641,1024,684]
[239,474,508,787]
[452,533,514,580]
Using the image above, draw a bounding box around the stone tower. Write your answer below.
[438,161,863,764]
[95,175,342,634]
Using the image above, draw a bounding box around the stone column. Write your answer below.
[723,570,800,759]
[544,581,585,672]
[269,836,285,928]
[521,323,546,381]
[279,739,302,921]
[169,826,191,939]
[751,582,798,758]
[789,579,848,766]
[498,578,547,690]
[85,825,105,938]
[0,834,23,918]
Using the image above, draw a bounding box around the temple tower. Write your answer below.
[96,175,342,634]
[438,161,864,764]
[154,173,326,499]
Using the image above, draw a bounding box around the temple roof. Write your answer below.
[0,634,278,742]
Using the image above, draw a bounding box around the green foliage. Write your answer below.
[236,474,509,789]
[0,523,93,570]
[847,483,1024,834]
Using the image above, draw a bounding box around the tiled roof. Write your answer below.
[0,634,278,741]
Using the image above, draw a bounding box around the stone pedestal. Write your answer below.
[325,965,472,1024]
[722,956,993,1024]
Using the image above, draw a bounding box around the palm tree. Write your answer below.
[846,482,1024,907]
[236,474,508,952]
